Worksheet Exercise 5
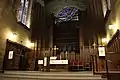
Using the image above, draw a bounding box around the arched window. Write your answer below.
[57,7,79,22]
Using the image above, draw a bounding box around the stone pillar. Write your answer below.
[71,51,75,60]
[60,52,65,60]
[43,51,50,72]
[65,51,68,60]
[49,14,54,56]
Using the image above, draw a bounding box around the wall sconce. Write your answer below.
[109,25,114,30]
[26,40,34,48]
[8,32,17,41]
[108,23,118,33]
[102,38,108,43]
[98,47,105,57]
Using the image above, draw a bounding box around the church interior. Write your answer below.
[0,0,120,77]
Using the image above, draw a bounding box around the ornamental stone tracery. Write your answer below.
[46,0,86,16]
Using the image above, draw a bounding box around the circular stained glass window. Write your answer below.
[57,7,78,22]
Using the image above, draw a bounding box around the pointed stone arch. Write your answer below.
[46,0,86,16]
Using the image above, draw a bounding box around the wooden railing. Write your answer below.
[107,30,120,53]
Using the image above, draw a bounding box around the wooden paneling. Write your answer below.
[106,52,120,71]
[107,30,120,53]
[4,40,31,70]
[54,21,80,52]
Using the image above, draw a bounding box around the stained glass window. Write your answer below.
[17,0,29,27]
[17,0,24,22]
[101,0,111,17]
[57,7,79,22]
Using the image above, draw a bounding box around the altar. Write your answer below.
[49,60,68,71]
[38,57,68,71]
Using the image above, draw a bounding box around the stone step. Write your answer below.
[3,71,96,76]
[0,71,107,80]
[3,71,101,77]
[4,71,93,74]
[0,73,102,78]
[0,75,104,80]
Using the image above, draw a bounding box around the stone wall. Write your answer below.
[0,0,30,70]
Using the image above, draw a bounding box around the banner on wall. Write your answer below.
[8,51,14,59]
[98,47,105,56]
[50,60,68,64]
[50,56,57,60]
[44,57,47,66]
[38,60,43,64]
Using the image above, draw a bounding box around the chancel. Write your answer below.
[1,0,120,79]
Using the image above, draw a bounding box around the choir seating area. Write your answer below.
[38,59,91,72]
[68,60,91,71]
[37,45,95,72]
[38,49,92,72]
